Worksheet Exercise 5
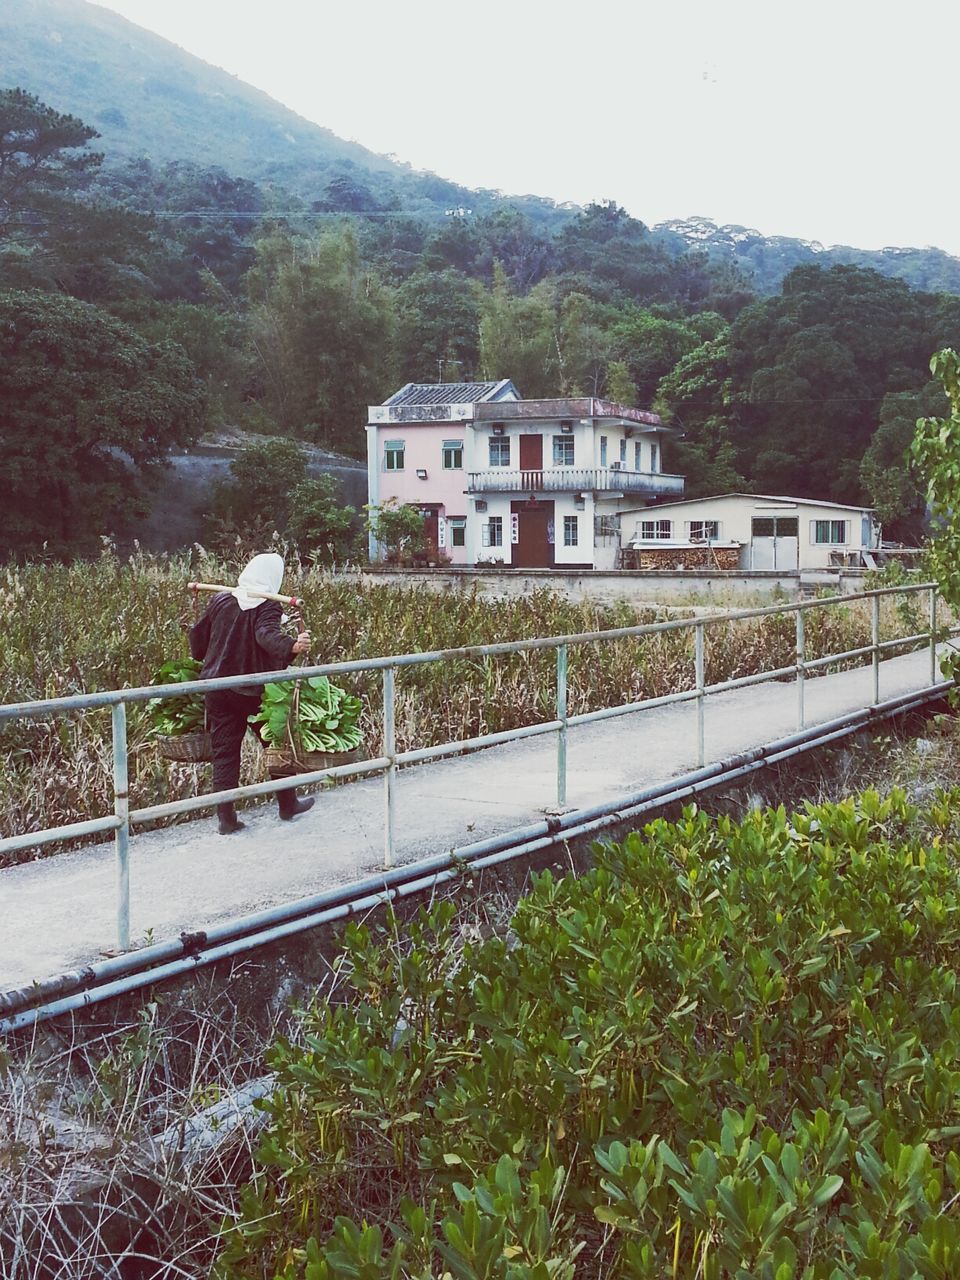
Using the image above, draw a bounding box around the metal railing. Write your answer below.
[0,582,953,955]
[467,467,685,496]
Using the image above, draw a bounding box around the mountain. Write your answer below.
[2,0,959,295]
[0,0,569,227]
[0,0,401,181]
[652,217,960,297]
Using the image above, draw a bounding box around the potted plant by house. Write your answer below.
[253,675,363,774]
[147,657,212,762]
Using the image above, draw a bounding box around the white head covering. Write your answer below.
[234,553,284,611]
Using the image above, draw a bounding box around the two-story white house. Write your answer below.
[366,381,684,568]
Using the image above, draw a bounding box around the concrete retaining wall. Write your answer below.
[361,566,868,605]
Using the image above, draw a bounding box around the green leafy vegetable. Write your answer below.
[252,675,362,753]
[146,656,205,737]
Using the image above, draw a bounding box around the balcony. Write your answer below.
[466,467,685,498]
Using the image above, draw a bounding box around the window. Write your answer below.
[650,442,659,472]
[384,439,404,471]
[619,438,627,463]
[483,516,503,548]
[442,439,463,469]
[599,436,608,466]
[553,436,575,466]
[689,520,720,541]
[563,515,579,546]
[489,437,510,467]
[448,517,466,547]
[752,516,799,537]
[639,519,672,540]
[634,441,643,471]
[813,519,848,544]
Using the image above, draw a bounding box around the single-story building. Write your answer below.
[619,493,881,572]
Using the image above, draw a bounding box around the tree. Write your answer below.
[0,89,155,301]
[363,498,427,564]
[860,383,946,540]
[394,270,481,383]
[608,308,710,404]
[287,474,357,564]
[655,336,745,496]
[244,227,395,451]
[0,88,102,231]
[0,289,205,552]
[209,439,357,559]
[605,360,636,406]
[912,349,960,611]
[478,264,556,396]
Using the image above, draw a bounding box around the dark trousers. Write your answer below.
[205,689,260,792]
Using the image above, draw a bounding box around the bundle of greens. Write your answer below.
[253,676,362,754]
[146,657,205,737]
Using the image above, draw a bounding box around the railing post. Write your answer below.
[383,666,396,870]
[871,594,881,705]
[796,608,805,729]
[930,586,938,686]
[556,644,568,808]
[695,623,705,767]
[112,702,130,952]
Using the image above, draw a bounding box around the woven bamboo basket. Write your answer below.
[263,744,361,775]
[156,730,213,763]
[262,682,361,776]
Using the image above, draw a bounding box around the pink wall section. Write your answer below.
[375,424,469,517]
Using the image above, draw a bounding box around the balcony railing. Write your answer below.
[466,467,685,497]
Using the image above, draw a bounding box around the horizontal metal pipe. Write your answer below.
[802,644,877,672]
[396,719,563,766]
[0,814,120,857]
[567,686,697,728]
[877,632,928,652]
[0,843,486,1016]
[1,678,949,1035]
[130,757,391,824]
[0,582,942,723]
[704,663,796,695]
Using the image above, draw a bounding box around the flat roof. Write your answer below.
[623,492,874,514]
[475,397,662,426]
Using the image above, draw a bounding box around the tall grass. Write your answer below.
[0,549,927,858]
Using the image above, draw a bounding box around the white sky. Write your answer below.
[94,0,960,256]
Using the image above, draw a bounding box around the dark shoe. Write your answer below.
[277,788,315,821]
[217,803,245,835]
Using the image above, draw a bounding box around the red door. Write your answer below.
[511,499,553,568]
[418,506,440,561]
[519,434,543,491]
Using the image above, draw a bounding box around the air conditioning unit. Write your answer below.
[559,420,574,434]
[610,461,624,471]
[474,499,488,512]
[491,423,505,436]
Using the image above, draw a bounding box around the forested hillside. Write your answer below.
[2,1,960,555]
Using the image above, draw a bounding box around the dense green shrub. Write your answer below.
[215,790,960,1278]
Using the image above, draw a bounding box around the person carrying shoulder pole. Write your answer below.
[189,553,313,834]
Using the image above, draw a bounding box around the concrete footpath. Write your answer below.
[0,647,947,990]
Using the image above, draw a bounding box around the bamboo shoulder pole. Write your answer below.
[188,581,303,607]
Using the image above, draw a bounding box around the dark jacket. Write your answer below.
[189,593,295,696]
